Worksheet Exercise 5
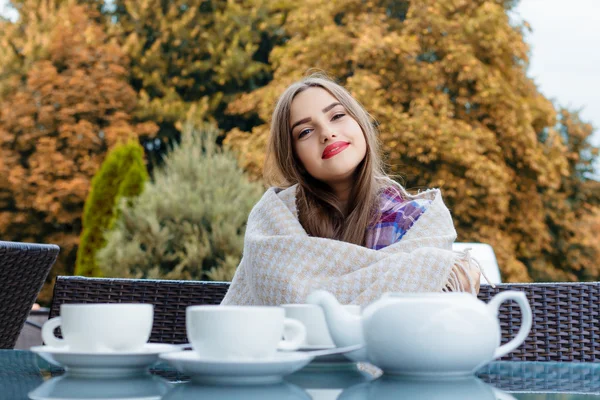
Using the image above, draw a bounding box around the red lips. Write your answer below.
[322,141,350,159]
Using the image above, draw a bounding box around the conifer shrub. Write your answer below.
[97,123,263,281]
[75,140,149,277]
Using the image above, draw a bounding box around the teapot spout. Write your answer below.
[306,290,367,362]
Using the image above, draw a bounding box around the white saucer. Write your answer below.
[159,351,313,385]
[297,345,355,366]
[298,344,335,351]
[31,343,179,377]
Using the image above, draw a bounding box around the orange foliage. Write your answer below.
[0,1,157,302]
[225,0,600,282]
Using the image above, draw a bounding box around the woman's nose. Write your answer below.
[321,130,337,143]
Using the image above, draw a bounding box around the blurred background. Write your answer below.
[1,0,599,305]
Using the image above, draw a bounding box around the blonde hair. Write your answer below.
[265,74,401,246]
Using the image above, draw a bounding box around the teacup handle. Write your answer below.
[41,317,66,348]
[278,318,306,351]
[487,291,532,359]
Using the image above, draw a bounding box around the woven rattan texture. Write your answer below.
[49,276,230,344]
[0,241,59,349]
[50,277,600,361]
[479,283,600,362]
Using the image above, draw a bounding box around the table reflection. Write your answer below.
[162,381,310,400]
[0,351,45,400]
[3,350,599,400]
[338,375,516,400]
[285,364,373,400]
[28,373,172,400]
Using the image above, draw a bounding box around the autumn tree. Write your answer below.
[537,109,600,281]
[225,0,600,282]
[103,0,289,163]
[0,0,157,302]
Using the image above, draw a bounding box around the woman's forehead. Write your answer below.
[290,88,340,117]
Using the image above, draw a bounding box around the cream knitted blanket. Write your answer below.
[221,185,480,306]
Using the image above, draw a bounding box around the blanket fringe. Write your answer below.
[443,248,496,294]
[442,265,464,293]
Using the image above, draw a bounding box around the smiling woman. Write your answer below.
[290,88,367,210]
[220,74,484,307]
[264,75,394,246]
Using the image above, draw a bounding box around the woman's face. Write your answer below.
[289,87,367,186]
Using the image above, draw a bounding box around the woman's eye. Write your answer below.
[298,129,311,139]
[332,113,345,120]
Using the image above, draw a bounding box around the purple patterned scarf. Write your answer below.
[366,187,432,250]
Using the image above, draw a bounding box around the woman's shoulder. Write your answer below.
[272,184,297,196]
[246,186,296,216]
[273,184,299,218]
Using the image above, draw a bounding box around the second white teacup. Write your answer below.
[186,306,306,360]
[282,304,361,347]
[42,303,154,352]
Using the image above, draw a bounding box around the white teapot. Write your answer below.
[306,291,532,377]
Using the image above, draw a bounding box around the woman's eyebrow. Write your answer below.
[322,102,342,113]
[291,117,311,132]
[291,102,343,131]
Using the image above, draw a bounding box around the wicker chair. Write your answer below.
[49,276,600,362]
[0,241,59,349]
[49,276,229,345]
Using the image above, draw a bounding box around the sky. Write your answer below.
[513,0,600,147]
[1,0,599,170]
[512,0,600,175]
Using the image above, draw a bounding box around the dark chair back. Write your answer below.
[50,276,600,362]
[479,283,600,362]
[0,241,59,348]
[49,276,229,344]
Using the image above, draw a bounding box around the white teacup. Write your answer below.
[186,306,306,360]
[42,303,154,352]
[282,304,361,347]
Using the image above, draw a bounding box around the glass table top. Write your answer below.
[1,350,599,399]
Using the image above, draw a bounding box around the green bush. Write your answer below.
[97,123,263,281]
[75,140,149,277]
